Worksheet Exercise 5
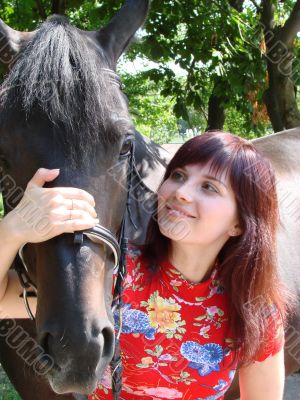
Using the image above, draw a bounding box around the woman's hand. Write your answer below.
[1,168,99,247]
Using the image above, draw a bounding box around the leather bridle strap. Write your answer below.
[74,225,121,267]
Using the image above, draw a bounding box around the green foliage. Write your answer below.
[1,0,299,139]
[224,107,271,139]
[120,71,178,143]
[0,366,21,400]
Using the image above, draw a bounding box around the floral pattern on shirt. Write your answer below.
[89,247,284,400]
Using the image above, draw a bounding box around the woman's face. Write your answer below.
[157,163,241,245]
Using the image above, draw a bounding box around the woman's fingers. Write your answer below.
[71,199,97,218]
[48,197,97,218]
[49,208,98,222]
[51,187,95,207]
[27,168,60,188]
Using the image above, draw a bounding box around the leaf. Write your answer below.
[180,371,190,378]
[195,315,206,321]
[136,363,150,368]
[145,349,156,356]
[174,334,182,340]
[154,345,163,357]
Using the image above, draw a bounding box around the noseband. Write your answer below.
[12,69,138,399]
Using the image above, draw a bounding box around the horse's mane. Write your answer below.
[0,16,128,164]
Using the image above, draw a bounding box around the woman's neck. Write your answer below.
[169,242,220,283]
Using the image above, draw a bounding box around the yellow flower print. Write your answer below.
[141,356,154,365]
[145,291,181,333]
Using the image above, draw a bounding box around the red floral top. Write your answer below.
[89,247,284,400]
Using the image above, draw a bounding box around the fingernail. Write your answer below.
[94,218,99,223]
[51,169,60,173]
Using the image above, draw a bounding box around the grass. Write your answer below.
[0,365,21,400]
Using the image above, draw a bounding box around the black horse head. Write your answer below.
[0,0,149,394]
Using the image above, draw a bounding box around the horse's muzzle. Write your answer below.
[39,319,115,394]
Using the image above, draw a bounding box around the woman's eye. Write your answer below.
[170,170,185,181]
[202,182,218,193]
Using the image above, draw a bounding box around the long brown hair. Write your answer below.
[141,131,290,366]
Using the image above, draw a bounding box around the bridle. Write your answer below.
[11,69,141,400]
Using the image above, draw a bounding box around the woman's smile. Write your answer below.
[157,163,240,245]
[165,204,196,219]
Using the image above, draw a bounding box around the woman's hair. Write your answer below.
[141,130,291,367]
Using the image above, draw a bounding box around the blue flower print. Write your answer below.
[114,304,156,340]
[228,369,236,381]
[180,341,224,376]
[213,379,227,391]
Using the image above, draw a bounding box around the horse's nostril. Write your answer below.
[102,327,114,358]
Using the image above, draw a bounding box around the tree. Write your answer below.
[120,0,300,132]
[2,0,300,135]
[260,0,300,130]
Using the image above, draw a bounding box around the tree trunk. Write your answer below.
[51,0,67,15]
[206,82,228,131]
[35,0,47,19]
[262,0,300,131]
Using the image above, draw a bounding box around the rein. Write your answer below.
[11,69,139,400]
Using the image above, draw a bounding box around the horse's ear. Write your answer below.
[98,0,150,64]
[0,19,35,67]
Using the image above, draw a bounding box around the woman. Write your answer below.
[0,131,288,399]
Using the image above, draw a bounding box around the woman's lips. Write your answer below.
[166,204,196,218]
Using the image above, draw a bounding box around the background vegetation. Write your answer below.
[1,0,300,144]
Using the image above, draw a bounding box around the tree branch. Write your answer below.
[280,0,300,46]
[35,0,47,19]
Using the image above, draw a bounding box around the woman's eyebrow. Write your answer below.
[202,175,227,188]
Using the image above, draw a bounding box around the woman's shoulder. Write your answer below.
[253,304,285,362]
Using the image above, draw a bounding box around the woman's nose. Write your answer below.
[175,183,193,203]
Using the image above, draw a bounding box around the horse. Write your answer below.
[0,0,150,398]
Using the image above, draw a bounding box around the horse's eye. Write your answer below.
[120,136,133,157]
